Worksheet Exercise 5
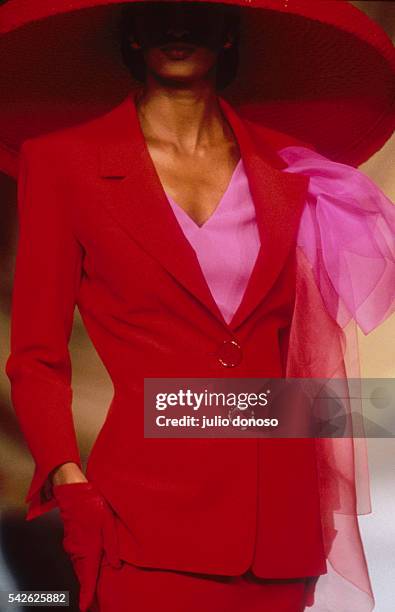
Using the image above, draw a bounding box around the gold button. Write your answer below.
[217,339,242,367]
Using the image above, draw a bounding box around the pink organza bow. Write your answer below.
[278,146,395,335]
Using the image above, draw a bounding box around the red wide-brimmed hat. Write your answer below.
[0,0,394,178]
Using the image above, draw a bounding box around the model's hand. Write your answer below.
[53,482,121,612]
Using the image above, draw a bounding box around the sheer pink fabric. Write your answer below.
[280,146,395,335]
[281,147,395,611]
[287,247,374,611]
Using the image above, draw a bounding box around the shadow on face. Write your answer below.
[120,1,241,89]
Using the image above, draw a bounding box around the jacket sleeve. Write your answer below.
[5,138,84,521]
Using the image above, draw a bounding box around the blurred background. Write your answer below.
[0,1,394,610]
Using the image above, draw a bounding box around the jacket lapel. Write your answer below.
[98,93,227,325]
[98,91,310,331]
[217,97,310,330]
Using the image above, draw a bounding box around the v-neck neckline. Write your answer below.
[166,157,243,230]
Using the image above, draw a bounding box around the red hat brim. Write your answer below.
[0,0,394,178]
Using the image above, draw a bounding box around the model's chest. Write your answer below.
[143,141,241,227]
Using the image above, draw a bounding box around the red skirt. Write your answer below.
[92,557,310,612]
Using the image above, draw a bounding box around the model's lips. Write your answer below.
[160,42,196,51]
[160,42,197,60]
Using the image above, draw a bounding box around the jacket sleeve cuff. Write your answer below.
[24,454,83,521]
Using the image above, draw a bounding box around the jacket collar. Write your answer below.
[98,90,309,332]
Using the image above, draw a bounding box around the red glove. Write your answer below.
[53,482,121,612]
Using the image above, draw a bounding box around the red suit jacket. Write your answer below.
[6,91,330,578]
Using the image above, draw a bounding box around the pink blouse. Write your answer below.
[166,158,261,324]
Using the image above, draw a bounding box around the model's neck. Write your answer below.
[134,81,229,154]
